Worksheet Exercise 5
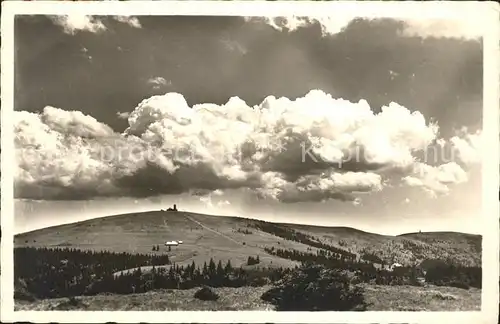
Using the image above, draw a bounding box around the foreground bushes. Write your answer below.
[194,286,219,301]
[261,264,368,311]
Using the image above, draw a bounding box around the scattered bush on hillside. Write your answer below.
[194,286,219,301]
[67,296,80,306]
[247,255,260,266]
[261,264,368,311]
[236,228,253,235]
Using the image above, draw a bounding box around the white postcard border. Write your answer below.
[1,1,499,323]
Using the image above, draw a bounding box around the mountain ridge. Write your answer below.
[15,210,480,237]
[14,210,481,269]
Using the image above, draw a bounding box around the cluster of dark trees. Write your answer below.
[89,261,285,297]
[152,245,161,251]
[14,239,481,302]
[14,247,289,300]
[253,222,357,260]
[264,246,481,289]
[14,247,172,299]
[247,255,260,266]
[424,263,481,289]
[265,247,380,281]
[266,246,378,269]
[400,238,425,253]
[17,246,371,311]
[360,252,384,265]
[236,228,253,235]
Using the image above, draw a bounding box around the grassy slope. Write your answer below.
[14,211,483,311]
[14,211,481,270]
[361,284,481,311]
[15,211,308,270]
[14,284,481,311]
[15,286,274,311]
[279,223,481,266]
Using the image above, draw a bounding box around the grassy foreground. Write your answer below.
[15,284,480,312]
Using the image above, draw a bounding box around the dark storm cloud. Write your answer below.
[13,15,482,202]
[15,15,482,138]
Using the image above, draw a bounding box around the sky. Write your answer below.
[13,14,484,235]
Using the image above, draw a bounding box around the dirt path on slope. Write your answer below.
[184,215,241,245]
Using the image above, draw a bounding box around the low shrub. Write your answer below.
[194,286,219,301]
[261,264,368,311]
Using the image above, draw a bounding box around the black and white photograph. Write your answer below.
[1,1,498,323]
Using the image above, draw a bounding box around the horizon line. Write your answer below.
[13,207,483,237]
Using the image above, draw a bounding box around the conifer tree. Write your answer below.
[202,261,208,277]
[217,260,224,274]
[189,260,196,277]
[224,260,233,273]
[208,258,216,276]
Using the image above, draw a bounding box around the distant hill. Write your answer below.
[14,211,482,270]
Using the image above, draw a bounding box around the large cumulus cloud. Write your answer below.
[14,90,482,202]
[49,15,142,35]
[247,15,484,40]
